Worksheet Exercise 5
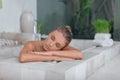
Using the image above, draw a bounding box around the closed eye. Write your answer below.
[51,35,55,41]
[56,43,61,48]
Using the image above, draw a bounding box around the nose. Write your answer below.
[50,42,55,47]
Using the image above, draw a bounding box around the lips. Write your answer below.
[45,44,49,51]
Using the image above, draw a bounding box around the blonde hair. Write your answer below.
[56,25,72,47]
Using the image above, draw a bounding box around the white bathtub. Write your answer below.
[0,39,120,80]
[70,39,96,52]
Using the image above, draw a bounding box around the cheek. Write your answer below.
[44,38,53,46]
[45,38,51,43]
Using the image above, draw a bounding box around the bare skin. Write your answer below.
[19,30,83,63]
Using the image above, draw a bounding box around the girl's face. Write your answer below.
[43,30,67,51]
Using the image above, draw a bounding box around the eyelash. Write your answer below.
[56,43,60,48]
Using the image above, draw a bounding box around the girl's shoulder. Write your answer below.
[25,41,42,46]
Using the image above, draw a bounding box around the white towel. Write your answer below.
[94,33,111,39]
[93,39,113,47]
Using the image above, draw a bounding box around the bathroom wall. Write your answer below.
[37,0,66,34]
[0,0,37,32]
[113,0,120,41]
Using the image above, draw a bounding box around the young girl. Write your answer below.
[19,25,83,62]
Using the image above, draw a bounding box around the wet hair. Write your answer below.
[56,25,72,48]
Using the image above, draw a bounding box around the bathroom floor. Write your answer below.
[88,54,120,80]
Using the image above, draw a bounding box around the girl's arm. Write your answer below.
[19,42,73,63]
[19,53,73,63]
[53,46,83,59]
[32,46,83,60]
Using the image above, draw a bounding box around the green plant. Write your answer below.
[72,0,93,38]
[92,19,111,33]
[35,20,44,33]
[0,0,2,8]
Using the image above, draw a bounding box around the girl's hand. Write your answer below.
[53,56,74,61]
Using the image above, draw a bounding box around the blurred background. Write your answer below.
[37,0,117,40]
[0,0,120,40]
